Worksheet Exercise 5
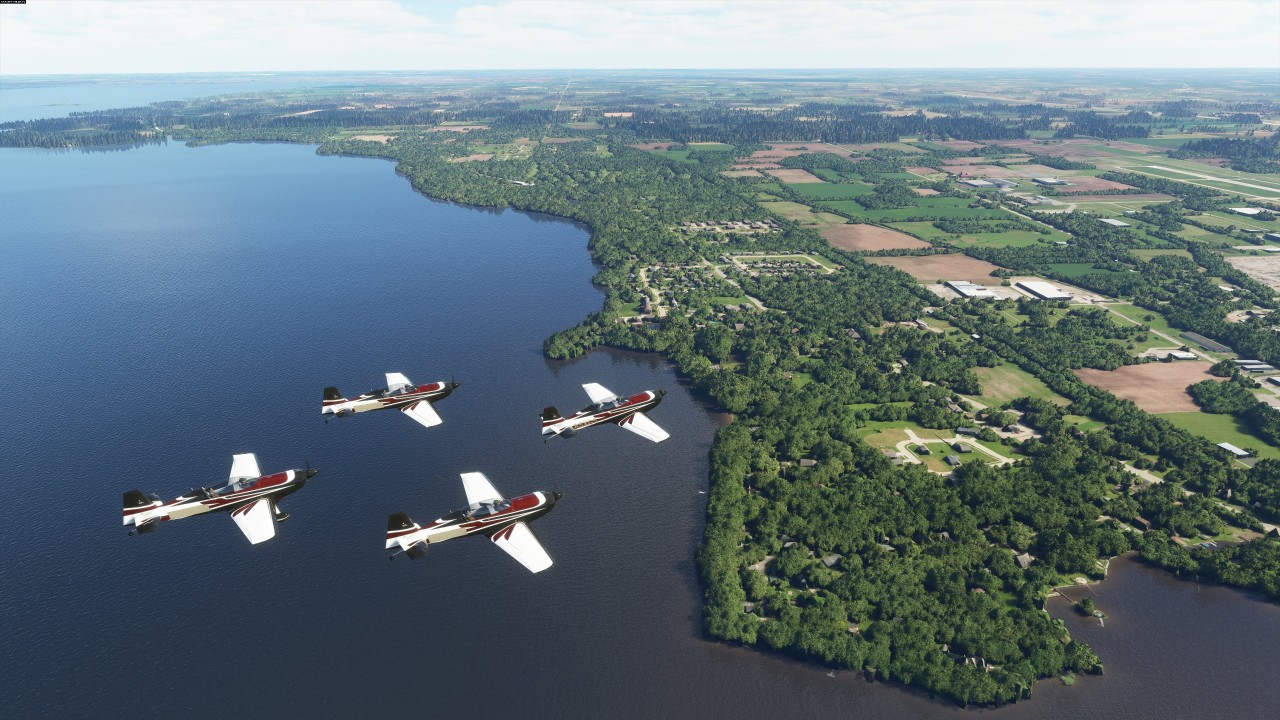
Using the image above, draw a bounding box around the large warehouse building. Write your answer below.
[1015,281,1072,301]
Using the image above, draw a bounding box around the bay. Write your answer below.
[1,142,1276,719]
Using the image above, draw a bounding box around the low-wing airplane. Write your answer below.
[122,454,315,545]
[541,383,669,443]
[386,472,561,573]
[322,372,459,429]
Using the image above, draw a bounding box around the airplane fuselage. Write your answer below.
[542,390,664,437]
[388,491,557,548]
[323,382,455,418]
[123,469,314,532]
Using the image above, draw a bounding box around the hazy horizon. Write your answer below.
[2,1,1277,76]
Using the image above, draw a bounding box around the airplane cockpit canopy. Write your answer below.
[466,499,511,518]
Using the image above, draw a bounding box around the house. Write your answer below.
[1265,232,1280,242]
[799,458,818,467]
[956,427,980,437]
[944,455,962,467]
[821,554,843,569]
[988,178,1018,189]
[1164,350,1198,360]
[1003,424,1020,433]
[952,442,973,453]
[916,444,932,455]
[1015,552,1034,569]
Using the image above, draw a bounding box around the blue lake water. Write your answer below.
[1,142,1277,719]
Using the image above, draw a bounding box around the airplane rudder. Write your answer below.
[323,386,344,401]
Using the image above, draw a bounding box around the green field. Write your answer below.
[1046,263,1123,278]
[1104,303,1180,337]
[1160,412,1280,460]
[827,196,1013,222]
[790,182,876,199]
[1131,248,1193,261]
[972,364,1069,406]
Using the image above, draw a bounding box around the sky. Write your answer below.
[1,0,1278,76]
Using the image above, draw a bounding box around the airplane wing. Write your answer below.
[401,400,443,428]
[460,472,503,506]
[491,521,553,573]
[618,411,670,443]
[582,382,617,405]
[229,453,262,483]
[386,372,413,394]
[229,498,277,544]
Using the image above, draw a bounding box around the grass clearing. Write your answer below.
[1160,412,1280,460]
[973,364,1069,405]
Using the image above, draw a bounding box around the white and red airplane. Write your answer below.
[541,383,669,443]
[322,372,458,429]
[386,472,561,573]
[122,454,315,545]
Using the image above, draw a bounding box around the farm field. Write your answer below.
[866,254,1004,284]
[765,168,825,183]
[972,364,1069,406]
[821,223,931,251]
[760,201,846,228]
[1074,362,1221,414]
[1226,255,1280,292]
[790,182,876,199]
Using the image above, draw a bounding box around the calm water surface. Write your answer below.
[1,143,1276,719]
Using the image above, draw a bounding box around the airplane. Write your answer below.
[322,372,459,429]
[122,454,315,545]
[541,383,669,443]
[386,472,561,573]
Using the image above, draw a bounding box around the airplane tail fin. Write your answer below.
[322,387,346,416]
[123,490,165,533]
[387,512,428,559]
[541,406,562,422]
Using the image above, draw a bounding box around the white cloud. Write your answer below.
[1,0,1276,75]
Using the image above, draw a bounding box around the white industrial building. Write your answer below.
[1032,177,1068,186]
[1230,207,1263,216]
[1098,218,1131,227]
[960,179,995,188]
[946,280,997,299]
[1016,281,1072,300]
